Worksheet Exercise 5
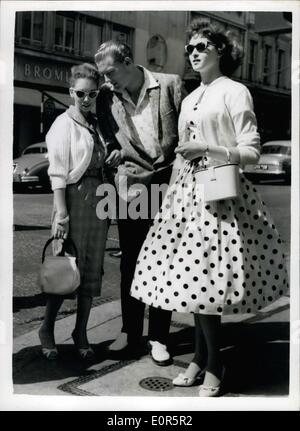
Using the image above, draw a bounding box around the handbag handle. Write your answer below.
[198,146,233,170]
[201,146,232,167]
[221,146,231,164]
[42,236,79,263]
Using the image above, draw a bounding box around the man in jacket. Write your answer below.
[95,41,182,365]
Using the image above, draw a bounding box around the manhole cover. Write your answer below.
[139,376,173,392]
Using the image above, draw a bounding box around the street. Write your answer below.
[13,183,291,338]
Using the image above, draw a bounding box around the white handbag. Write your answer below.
[194,147,240,203]
[39,237,80,295]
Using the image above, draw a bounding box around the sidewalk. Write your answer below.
[13,294,290,398]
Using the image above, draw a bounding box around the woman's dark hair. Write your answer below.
[69,63,101,87]
[187,18,244,76]
[95,41,133,72]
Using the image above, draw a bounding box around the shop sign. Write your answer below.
[15,55,71,88]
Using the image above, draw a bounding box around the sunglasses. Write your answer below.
[71,89,99,99]
[185,41,215,55]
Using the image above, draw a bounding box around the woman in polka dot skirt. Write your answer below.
[130,19,289,396]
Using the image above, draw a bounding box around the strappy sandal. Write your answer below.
[72,331,95,360]
[39,329,59,360]
[76,346,95,360]
[198,367,225,397]
[41,347,58,360]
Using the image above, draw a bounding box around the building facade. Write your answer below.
[14,10,291,156]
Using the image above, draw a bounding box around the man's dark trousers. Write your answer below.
[118,168,172,347]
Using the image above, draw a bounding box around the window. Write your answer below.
[82,22,103,57]
[20,11,44,45]
[261,145,291,156]
[54,13,75,53]
[80,17,132,58]
[263,44,271,85]
[112,24,132,47]
[277,49,285,88]
[248,40,257,82]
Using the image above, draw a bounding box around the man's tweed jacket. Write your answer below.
[98,71,183,192]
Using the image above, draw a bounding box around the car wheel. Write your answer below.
[13,183,25,193]
[42,180,52,193]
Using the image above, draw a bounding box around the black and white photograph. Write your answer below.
[0,0,299,412]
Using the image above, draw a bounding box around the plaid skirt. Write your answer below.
[52,176,108,297]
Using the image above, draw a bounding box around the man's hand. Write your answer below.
[105,149,122,168]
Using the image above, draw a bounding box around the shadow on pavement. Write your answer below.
[13,340,112,385]
[13,321,289,396]
[13,293,47,312]
[169,321,289,396]
[14,224,51,231]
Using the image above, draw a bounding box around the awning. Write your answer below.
[14,87,71,108]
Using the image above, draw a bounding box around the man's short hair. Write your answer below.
[95,41,133,68]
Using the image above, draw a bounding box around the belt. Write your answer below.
[82,168,102,178]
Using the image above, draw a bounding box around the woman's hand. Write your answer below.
[53,215,69,240]
[175,141,207,161]
[105,150,122,168]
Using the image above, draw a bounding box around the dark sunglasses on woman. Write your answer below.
[185,41,215,55]
[71,89,100,99]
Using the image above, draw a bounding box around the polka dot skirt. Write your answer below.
[130,161,289,316]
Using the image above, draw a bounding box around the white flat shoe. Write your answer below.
[173,372,202,387]
[199,367,225,398]
[148,340,171,366]
[199,384,221,397]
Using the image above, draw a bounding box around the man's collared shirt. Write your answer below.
[115,66,162,160]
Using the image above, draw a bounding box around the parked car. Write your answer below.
[243,140,291,184]
[13,142,51,191]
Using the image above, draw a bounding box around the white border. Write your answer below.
[0,0,299,412]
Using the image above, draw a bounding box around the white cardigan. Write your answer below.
[176,76,261,168]
[46,108,106,190]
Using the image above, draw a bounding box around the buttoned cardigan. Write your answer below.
[46,107,106,190]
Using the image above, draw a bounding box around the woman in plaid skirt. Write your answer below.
[39,63,121,360]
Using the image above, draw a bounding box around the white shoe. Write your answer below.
[173,362,204,386]
[108,332,128,352]
[148,340,171,366]
[173,371,204,387]
[198,367,225,397]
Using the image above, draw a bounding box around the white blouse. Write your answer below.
[176,76,261,168]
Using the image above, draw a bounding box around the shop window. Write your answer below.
[263,44,271,85]
[248,40,257,82]
[19,11,44,45]
[112,24,133,47]
[276,49,285,88]
[54,13,75,53]
[82,22,103,57]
